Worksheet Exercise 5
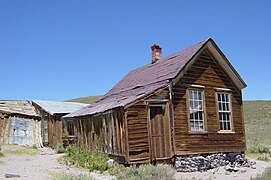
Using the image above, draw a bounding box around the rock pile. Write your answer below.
[175,153,256,173]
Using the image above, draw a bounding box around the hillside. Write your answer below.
[65,95,102,104]
[243,100,271,149]
[66,96,271,148]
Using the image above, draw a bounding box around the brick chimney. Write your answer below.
[151,44,162,63]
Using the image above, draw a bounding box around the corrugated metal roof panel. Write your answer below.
[32,100,89,115]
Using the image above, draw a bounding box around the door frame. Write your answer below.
[147,102,172,162]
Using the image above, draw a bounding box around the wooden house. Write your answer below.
[63,38,247,164]
[32,100,88,147]
[0,100,42,147]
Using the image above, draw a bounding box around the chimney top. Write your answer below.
[151,44,162,64]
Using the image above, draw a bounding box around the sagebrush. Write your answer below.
[116,164,175,180]
[62,146,110,173]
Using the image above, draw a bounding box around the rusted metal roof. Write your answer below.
[64,39,209,118]
[32,100,89,115]
[0,100,40,117]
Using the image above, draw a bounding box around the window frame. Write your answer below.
[186,88,207,133]
[215,91,234,133]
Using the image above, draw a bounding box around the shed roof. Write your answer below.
[32,100,89,115]
[64,38,246,118]
[0,100,40,117]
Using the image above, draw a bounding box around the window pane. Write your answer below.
[198,92,202,100]
[198,101,202,110]
[194,91,198,100]
[226,113,230,121]
[195,112,198,120]
[189,91,193,99]
[223,122,227,130]
[218,93,221,101]
[225,94,229,102]
[222,94,225,101]
[227,122,231,130]
[189,100,193,109]
[194,101,198,110]
[226,103,229,111]
[222,103,226,111]
[199,111,203,120]
[199,121,204,129]
[190,113,193,120]
[219,102,222,111]
[190,121,195,129]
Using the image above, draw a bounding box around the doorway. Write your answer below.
[149,104,172,162]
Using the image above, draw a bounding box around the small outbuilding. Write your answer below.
[32,100,88,147]
[64,38,247,164]
[0,100,42,147]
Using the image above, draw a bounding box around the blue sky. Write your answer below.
[0,0,270,101]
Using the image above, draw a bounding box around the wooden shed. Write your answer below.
[32,100,88,147]
[0,100,42,147]
[63,38,247,164]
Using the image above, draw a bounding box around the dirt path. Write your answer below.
[0,147,113,180]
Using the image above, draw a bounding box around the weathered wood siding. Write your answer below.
[74,108,127,163]
[33,105,63,147]
[0,112,42,147]
[0,112,10,144]
[125,89,170,164]
[48,114,63,147]
[173,50,246,154]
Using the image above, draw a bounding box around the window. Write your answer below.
[217,92,232,131]
[68,122,74,135]
[189,90,205,131]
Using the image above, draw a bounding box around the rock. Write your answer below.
[53,166,61,169]
[5,174,20,178]
[107,159,114,167]
[233,167,239,172]
[251,165,256,169]
[225,165,232,171]
[239,168,246,173]
[225,171,231,175]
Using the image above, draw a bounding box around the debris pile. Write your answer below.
[175,153,256,173]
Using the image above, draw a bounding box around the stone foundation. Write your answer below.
[175,153,256,172]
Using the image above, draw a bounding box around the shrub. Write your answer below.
[248,144,271,154]
[51,172,95,180]
[116,164,175,180]
[63,146,110,173]
[55,145,66,154]
[251,167,271,180]
[108,163,126,176]
[257,154,270,162]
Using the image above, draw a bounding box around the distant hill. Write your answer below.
[65,96,271,148]
[243,100,271,149]
[65,95,102,104]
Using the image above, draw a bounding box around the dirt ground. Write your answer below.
[0,147,113,180]
[0,147,270,180]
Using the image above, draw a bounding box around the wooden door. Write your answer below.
[149,105,171,161]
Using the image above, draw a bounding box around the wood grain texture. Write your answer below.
[172,50,246,154]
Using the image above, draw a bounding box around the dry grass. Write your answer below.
[1,145,38,156]
[51,172,96,180]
